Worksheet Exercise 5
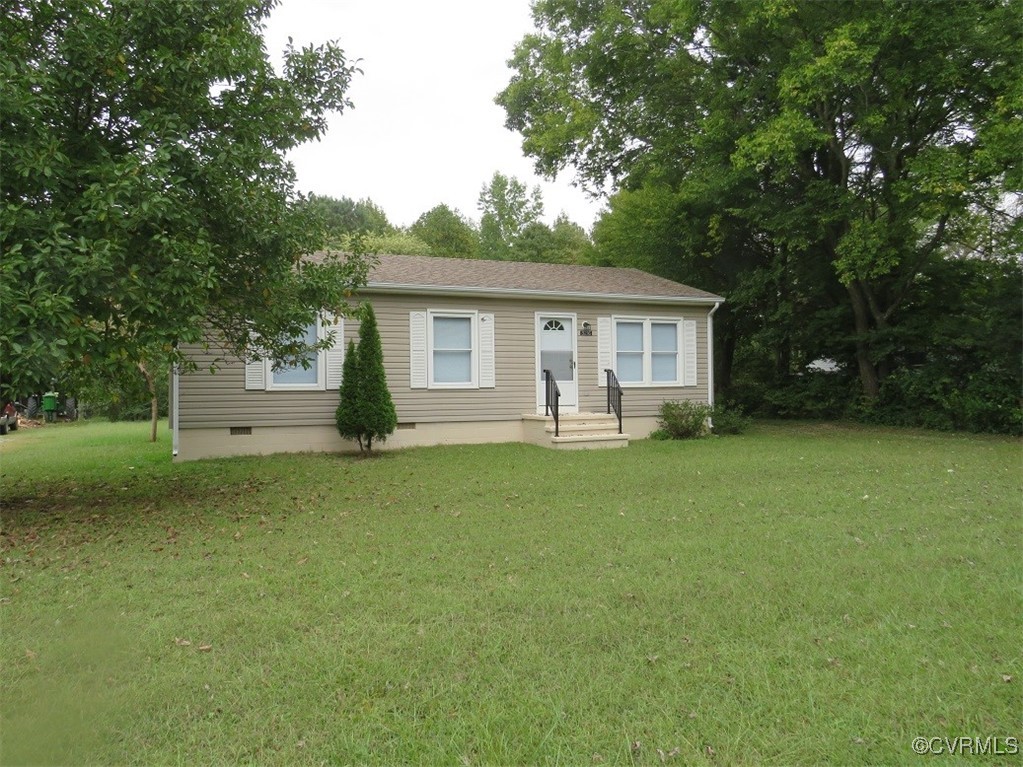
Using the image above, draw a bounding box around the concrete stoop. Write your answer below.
[521,412,629,449]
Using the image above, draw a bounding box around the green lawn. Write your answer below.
[1,421,1019,765]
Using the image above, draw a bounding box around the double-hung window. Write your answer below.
[429,311,477,388]
[245,314,345,392]
[409,310,495,390]
[613,318,683,386]
[269,321,322,389]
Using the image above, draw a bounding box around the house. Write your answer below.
[170,254,724,460]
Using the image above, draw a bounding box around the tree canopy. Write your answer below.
[500,0,1021,431]
[409,204,479,259]
[477,171,545,260]
[1,0,369,399]
[305,194,393,243]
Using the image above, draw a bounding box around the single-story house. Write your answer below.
[170,254,724,460]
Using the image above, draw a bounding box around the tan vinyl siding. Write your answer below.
[178,293,711,429]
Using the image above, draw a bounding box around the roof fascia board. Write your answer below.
[362,282,725,306]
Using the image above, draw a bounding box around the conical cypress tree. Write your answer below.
[354,304,397,451]
[335,339,363,450]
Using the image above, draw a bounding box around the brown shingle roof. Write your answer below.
[361,254,723,303]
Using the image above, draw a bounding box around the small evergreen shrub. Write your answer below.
[335,340,363,448]
[657,400,712,439]
[355,305,397,451]
[335,305,397,453]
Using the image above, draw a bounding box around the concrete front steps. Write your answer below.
[522,412,629,450]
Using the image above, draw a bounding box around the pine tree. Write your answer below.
[335,339,363,450]
[354,305,397,451]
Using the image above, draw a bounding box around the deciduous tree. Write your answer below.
[410,204,480,259]
[477,172,544,260]
[0,0,368,401]
[499,0,1021,402]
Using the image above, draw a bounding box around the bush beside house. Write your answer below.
[335,305,397,452]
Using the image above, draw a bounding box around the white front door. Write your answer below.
[536,314,578,412]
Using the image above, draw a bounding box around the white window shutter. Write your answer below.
[683,319,698,387]
[479,313,495,388]
[323,314,345,390]
[597,316,612,386]
[409,311,427,389]
[245,357,266,390]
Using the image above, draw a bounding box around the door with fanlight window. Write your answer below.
[535,314,578,411]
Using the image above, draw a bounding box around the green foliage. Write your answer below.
[335,305,396,452]
[657,399,712,439]
[76,364,169,422]
[0,0,368,400]
[709,405,751,436]
[514,221,557,262]
[501,0,1021,419]
[355,305,397,451]
[759,372,860,421]
[358,231,433,257]
[334,340,362,447]
[867,363,1022,435]
[477,171,544,260]
[409,204,479,258]
[550,213,594,264]
[305,195,393,243]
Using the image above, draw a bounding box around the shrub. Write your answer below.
[335,305,397,453]
[710,404,752,435]
[335,340,363,448]
[657,400,712,439]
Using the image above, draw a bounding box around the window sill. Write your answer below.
[427,383,479,390]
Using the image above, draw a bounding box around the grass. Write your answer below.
[1,420,1020,765]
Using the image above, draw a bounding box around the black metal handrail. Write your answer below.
[605,368,623,434]
[543,369,561,436]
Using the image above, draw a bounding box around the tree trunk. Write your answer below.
[138,361,158,442]
[846,281,880,399]
[718,329,736,394]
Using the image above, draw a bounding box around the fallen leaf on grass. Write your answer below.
[174,637,191,646]
[198,644,213,652]
[297,557,308,565]
[1003,674,1013,683]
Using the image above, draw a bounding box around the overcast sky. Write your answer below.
[263,0,605,231]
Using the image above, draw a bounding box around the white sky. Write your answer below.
[263,0,605,231]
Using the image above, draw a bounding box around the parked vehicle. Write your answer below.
[0,402,18,435]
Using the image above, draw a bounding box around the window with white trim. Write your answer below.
[245,314,345,392]
[429,311,477,387]
[613,318,682,386]
[269,321,321,389]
